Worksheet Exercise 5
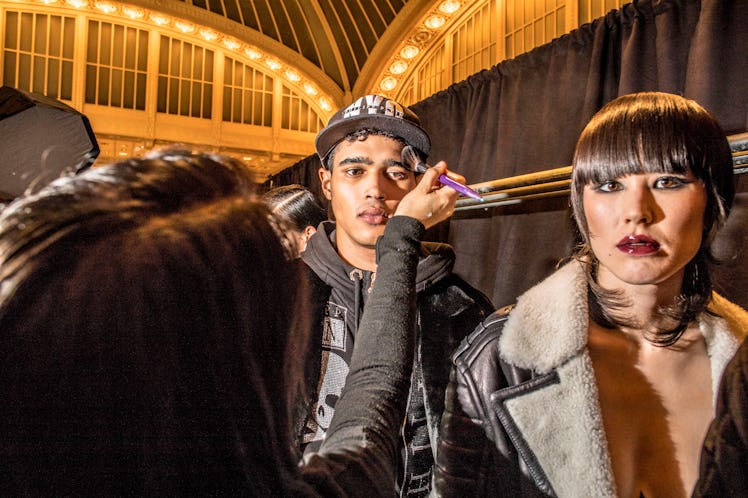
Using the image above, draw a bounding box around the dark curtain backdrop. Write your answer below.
[268,0,748,309]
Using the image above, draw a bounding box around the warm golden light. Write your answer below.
[38,0,59,4]
[174,21,195,33]
[244,47,262,60]
[425,15,445,29]
[94,1,116,13]
[390,60,408,74]
[285,69,301,82]
[380,77,398,91]
[121,6,143,19]
[223,38,240,50]
[319,98,332,112]
[265,58,282,71]
[303,82,318,96]
[199,29,218,41]
[400,45,419,59]
[65,0,87,8]
[149,14,169,26]
[438,0,461,14]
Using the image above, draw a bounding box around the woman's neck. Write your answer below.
[597,267,685,339]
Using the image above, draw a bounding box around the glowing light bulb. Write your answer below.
[439,0,461,14]
[425,15,445,29]
[174,21,195,33]
[303,82,318,96]
[150,14,169,26]
[244,47,262,60]
[199,29,218,41]
[285,69,301,82]
[94,1,116,13]
[390,61,408,74]
[265,58,282,70]
[223,38,240,50]
[380,77,397,91]
[400,45,419,59]
[122,7,144,19]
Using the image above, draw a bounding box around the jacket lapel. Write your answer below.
[490,261,748,497]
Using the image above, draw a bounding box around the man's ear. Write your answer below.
[319,167,332,200]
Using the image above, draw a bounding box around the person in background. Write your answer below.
[0,149,461,496]
[435,92,748,497]
[297,94,494,496]
[262,184,327,256]
[693,335,748,497]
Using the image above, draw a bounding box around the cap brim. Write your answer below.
[315,114,430,164]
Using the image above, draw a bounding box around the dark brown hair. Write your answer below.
[0,150,313,495]
[570,92,734,345]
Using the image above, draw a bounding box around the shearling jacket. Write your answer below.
[434,260,748,497]
[298,221,494,497]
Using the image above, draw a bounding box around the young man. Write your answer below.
[297,94,494,496]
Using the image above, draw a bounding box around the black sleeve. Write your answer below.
[434,319,507,497]
[693,337,748,497]
[301,216,424,496]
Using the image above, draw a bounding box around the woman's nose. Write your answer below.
[623,186,654,224]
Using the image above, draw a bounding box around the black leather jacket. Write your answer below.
[435,261,747,498]
[434,309,557,497]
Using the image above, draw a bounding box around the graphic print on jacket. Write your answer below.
[307,302,349,445]
[302,268,374,452]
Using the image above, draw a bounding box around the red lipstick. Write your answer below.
[616,234,660,255]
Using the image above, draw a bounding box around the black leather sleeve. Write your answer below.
[433,311,546,497]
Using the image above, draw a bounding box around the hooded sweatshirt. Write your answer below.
[298,220,493,496]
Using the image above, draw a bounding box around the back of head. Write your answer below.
[262,184,327,231]
[0,151,308,495]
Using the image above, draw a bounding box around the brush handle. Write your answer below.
[438,174,484,201]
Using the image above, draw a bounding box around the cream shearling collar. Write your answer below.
[499,260,747,382]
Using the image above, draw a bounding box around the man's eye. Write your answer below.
[387,169,408,181]
[654,176,687,189]
[593,180,622,192]
[343,167,363,177]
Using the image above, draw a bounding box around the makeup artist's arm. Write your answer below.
[300,164,460,496]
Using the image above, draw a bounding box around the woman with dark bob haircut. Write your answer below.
[434,92,748,497]
[0,149,462,496]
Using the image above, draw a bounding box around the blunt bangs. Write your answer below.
[572,92,734,242]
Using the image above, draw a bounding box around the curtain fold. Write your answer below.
[269,0,748,309]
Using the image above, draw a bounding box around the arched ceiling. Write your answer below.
[128,0,436,105]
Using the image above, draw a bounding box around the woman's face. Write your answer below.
[582,170,707,292]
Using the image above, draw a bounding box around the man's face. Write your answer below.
[319,134,417,262]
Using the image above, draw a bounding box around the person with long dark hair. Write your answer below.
[434,92,748,497]
[0,149,461,496]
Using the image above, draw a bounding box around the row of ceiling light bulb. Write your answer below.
[379,0,462,93]
[33,0,333,113]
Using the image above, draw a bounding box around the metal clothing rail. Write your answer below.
[455,132,748,212]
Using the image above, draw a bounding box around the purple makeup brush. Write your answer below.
[401,145,484,202]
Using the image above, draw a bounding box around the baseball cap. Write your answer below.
[315,94,431,168]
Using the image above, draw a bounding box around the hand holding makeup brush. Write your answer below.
[395,161,461,229]
[401,145,484,202]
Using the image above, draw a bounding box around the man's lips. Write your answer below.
[358,207,389,225]
[616,234,661,255]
